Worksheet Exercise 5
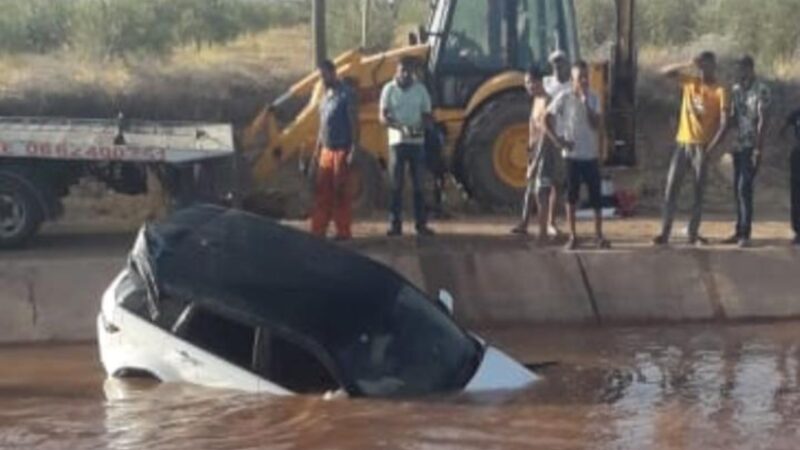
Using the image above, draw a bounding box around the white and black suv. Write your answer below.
[98,205,537,398]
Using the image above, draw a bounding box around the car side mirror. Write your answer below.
[438,289,454,315]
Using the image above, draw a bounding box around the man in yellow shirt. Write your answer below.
[653,52,729,246]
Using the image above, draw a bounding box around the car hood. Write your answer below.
[463,346,538,393]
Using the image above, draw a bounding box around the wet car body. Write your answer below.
[98,205,536,398]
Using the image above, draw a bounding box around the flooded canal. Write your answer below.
[2,323,800,450]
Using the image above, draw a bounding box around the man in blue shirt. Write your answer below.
[310,59,358,240]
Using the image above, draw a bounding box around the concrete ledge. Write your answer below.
[2,237,800,343]
[0,257,124,343]
[579,250,718,322]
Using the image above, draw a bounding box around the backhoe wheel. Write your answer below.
[348,150,385,216]
[461,91,531,208]
[0,171,45,249]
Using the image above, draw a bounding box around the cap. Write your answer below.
[549,50,567,62]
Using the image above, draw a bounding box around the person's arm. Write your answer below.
[583,93,601,130]
[347,84,360,164]
[705,88,730,154]
[544,113,571,151]
[753,87,771,167]
[781,108,800,138]
[660,60,694,80]
[544,93,571,150]
[379,84,401,130]
[528,101,538,150]
[420,84,434,130]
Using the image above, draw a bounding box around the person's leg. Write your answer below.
[537,187,551,242]
[548,185,561,235]
[513,180,535,234]
[331,150,352,240]
[565,159,580,249]
[310,149,334,237]
[791,149,800,240]
[388,144,406,233]
[687,145,709,241]
[408,143,431,233]
[727,151,745,242]
[657,146,690,243]
[585,160,607,246]
[739,148,755,242]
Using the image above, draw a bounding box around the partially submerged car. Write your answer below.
[97,205,537,398]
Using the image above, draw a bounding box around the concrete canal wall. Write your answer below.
[2,236,800,343]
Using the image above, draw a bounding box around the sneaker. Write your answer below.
[387,227,402,237]
[792,236,800,246]
[511,224,529,235]
[547,224,561,237]
[596,237,612,249]
[652,235,669,246]
[721,234,740,245]
[416,225,436,236]
[688,235,709,246]
[737,238,751,248]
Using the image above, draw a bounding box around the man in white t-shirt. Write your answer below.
[544,60,610,250]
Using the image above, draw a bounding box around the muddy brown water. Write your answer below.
[1,323,800,450]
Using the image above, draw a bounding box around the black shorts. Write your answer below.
[566,159,602,208]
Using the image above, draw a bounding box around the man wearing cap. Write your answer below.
[533,49,572,238]
[653,51,729,246]
[722,55,771,247]
[544,50,571,98]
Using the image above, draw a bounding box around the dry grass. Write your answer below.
[0,25,312,123]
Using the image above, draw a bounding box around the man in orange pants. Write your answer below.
[310,59,358,240]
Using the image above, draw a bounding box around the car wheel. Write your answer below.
[0,171,45,249]
[460,91,530,209]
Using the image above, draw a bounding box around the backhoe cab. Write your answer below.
[242,0,635,211]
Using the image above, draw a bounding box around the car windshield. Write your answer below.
[333,284,481,398]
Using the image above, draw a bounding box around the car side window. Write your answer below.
[174,305,256,369]
[118,268,188,330]
[253,328,339,394]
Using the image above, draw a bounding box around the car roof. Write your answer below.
[131,204,409,348]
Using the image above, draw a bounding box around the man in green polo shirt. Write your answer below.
[379,57,435,237]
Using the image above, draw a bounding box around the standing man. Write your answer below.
[310,59,358,241]
[512,65,556,241]
[781,107,800,245]
[545,50,571,98]
[538,49,572,237]
[653,52,728,246]
[723,55,771,247]
[544,60,610,250]
[380,56,435,236]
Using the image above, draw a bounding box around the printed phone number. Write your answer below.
[0,141,168,161]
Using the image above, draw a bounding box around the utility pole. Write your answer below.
[361,0,371,49]
[312,0,327,67]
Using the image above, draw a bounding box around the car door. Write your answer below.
[252,327,340,396]
[170,304,262,392]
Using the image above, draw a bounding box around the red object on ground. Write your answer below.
[615,189,639,217]
[310,148,352,238]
